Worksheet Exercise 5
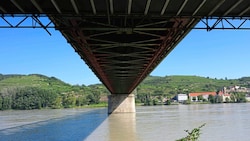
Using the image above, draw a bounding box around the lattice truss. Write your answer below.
[1,16,250,29]
[0,16,249,93]
[1,0,250,94]
[50,16,197,93]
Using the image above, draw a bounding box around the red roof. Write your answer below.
[189,91,224,97]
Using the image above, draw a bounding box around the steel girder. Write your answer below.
[1,16,250,31]
[1,0,250,94]
[49,15,198,94]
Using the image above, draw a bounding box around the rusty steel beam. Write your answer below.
[128,18,199,93]
[68,19,115,93]
[1,0,250,94]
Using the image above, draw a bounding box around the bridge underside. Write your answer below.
[51,16,198,94]
[1,0,250,96]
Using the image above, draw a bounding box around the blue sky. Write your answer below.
[1,18,250,85]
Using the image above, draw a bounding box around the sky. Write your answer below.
[1,17,250,86]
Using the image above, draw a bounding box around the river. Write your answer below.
[0,103,250,141]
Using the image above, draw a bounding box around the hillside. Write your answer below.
[1,73,250,109]
[1,74,250,96]
[0,74,73,93]
[0,73,111,96]
[0,74,109,110]
[138,75,250,97]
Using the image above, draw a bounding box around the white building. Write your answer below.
[176,94,188,102]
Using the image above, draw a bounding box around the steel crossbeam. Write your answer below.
[1,0,250,94]
[1,16,249,31]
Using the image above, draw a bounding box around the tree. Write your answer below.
[169,91,176,95]
[230,94,236,102]
[52,96,62,109]
[208,95,215,103]
[63,94,76,108]
[152,99,157,105]
[144,93,153,106]
[236,93,247,103]
[76,95,87,106]
[153,90,163,96]
[197,95,203,101]
[215,95,223,103]
[10,87,58,110]
[183,98,191,104]
[165,100,171,105]
[0,96,3,110]
[2,96,12,110]
[233,92,247,103]
[225,97,230,103]
[86,92,100,104]
[135,92,146,103]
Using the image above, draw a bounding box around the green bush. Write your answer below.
[177,123,206,141]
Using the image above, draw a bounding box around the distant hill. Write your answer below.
[138,75,250,97]
[0,73,110,97]
[1,74,249,110]
[1,73,250,97]
[0,73,110,110]
[0,74,73,93]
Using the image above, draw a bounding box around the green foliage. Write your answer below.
[0,87,58,110]
[231,92,247,103]
[139,75,240,95]
[177,123,206,141]
[87,89,101,104]
[238,77,250,88]
[86,93,100,104]
[183,98,191,105]
[0,74,109,110]
[208,95,215,103]
[208,95,223,104]
[0,74,249,110]
[136,75,249,105]
[0,96,2,109]
[165,100,171,105]
[76,95,88,106]
[215,95,223,103]
[225,97,230,103]
[52,96,63,109]
[2,96,12,110]
[143,94,154,106]
[62,94,76,108]
[197,95,203,101]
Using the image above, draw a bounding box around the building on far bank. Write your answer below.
[226,86,250,93]
[189,91,230,102]
[245,94,250,102]
[174,94,188,103]
[189,92,217,102]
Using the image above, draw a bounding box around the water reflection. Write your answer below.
[0,109,93,130]
[108,113,139,141]
[0,109,108,141]
[1,104,250,141]
[86,113,139,141]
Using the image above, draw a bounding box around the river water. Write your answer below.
[1,103,250,141]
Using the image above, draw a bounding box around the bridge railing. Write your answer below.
[1,15,249,35]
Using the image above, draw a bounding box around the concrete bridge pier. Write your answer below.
[108,93,135,114]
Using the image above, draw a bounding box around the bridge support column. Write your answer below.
[108,93,135,114]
